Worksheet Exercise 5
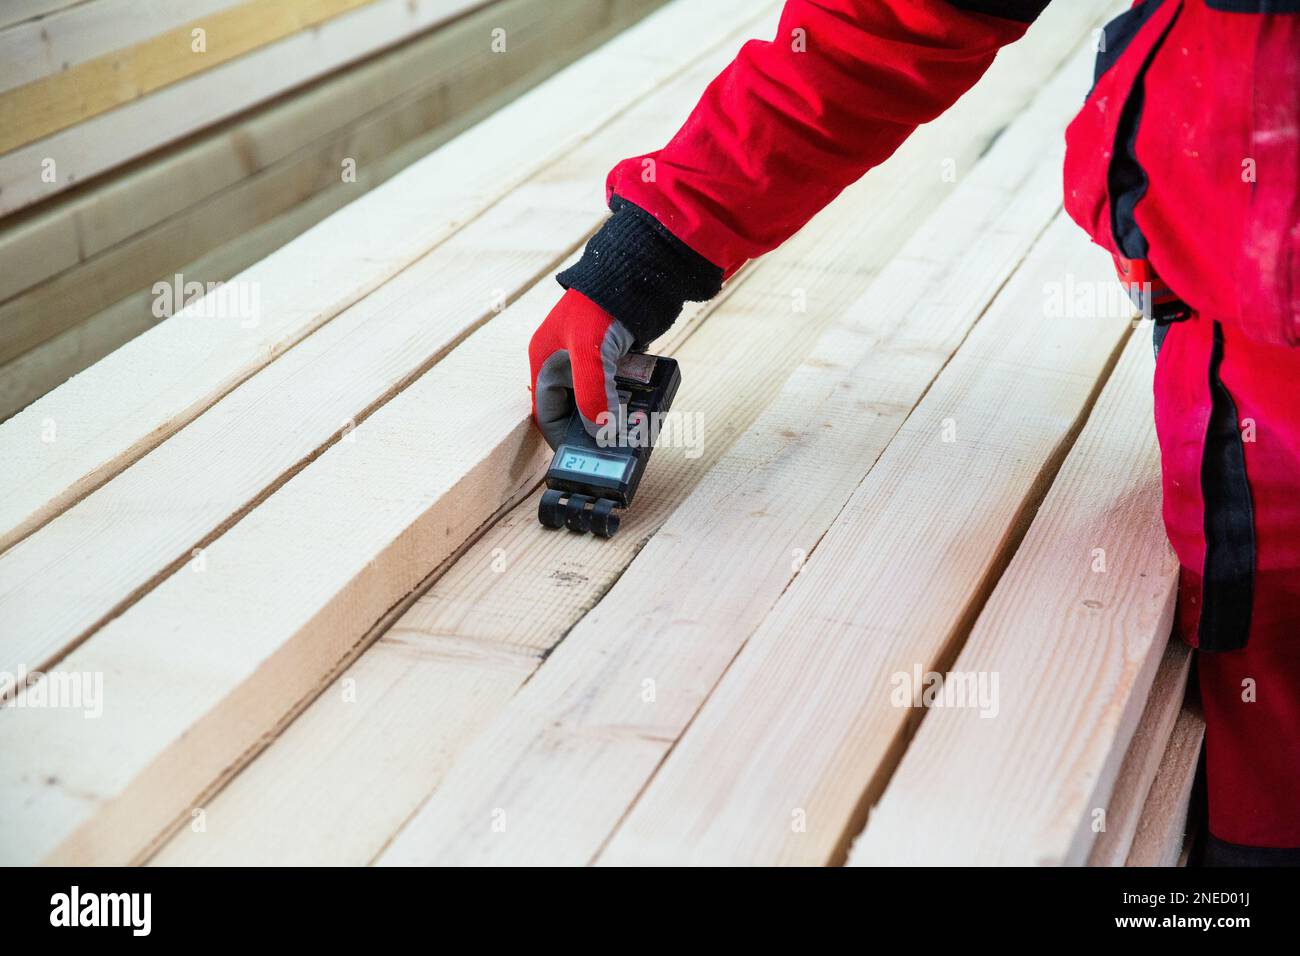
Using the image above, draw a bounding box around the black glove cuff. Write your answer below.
[556,195,724,349]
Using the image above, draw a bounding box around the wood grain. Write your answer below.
[0,0,664,418]
[1089,641,1193,866]
[1126,703,1205,867]
[149,242,815,865]
[0,0,664,362]
[597,216,1130,867]
[849,329,1179,866]
[373,11,1123,867]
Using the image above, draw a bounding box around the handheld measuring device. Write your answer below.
[538,352,680,538]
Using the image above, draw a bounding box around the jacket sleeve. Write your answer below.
[558,0,1050,347]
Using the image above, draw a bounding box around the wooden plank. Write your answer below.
[371,15,1123,867]
[0,0,242,95]
[0,0,661,418]
[0,0,377,153]
[0,0,484,216]
[0,0,664,363]
[1089,641,1193,866]
[0,0,640,306]
[594,216,1130,868]
[0,0,771,555]
[1,95,403,365]
[847,329,1178,866]
[1126,703,1205,867]
[0,25,759,686]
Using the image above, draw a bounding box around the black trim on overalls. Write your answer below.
[1107,44,1163,260]
[946,0,1050,22]
[1198,323,1256,652]
[1091,0,1165,95]
[1204,834,1300,866]
[1203,1,1300,12]
[1100,4,1255,650]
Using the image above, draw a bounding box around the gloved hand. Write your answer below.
[528,289,635,449]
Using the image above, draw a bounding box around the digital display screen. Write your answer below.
[555,449,629,482]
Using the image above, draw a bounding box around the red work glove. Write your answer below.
[528,289,635,449]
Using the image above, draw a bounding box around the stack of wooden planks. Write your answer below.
[0,0,1203,866]
[0,0,666,419]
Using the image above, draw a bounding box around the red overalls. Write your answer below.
[1062,0,1300,861]
[566,0,1300,862]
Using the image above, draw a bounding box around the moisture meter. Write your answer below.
[537,352,680,538]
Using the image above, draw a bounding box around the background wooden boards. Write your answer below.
[0,0,667,418]
[0,0,487,216]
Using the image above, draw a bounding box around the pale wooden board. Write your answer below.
[150,241,824,866]
[374,15,1124,868]
[0,0,772,555]
[0,0,242,94]
[0,237,743,865]
[1,88,420,365]
[0,0,652,306]
[1126,703,1205,867]
[0,0,377,154]
[847,329,1179,867]
[0,31,755,686]
[0,0,663,362]
[0,0,485,215]
[0,0,664,418]
[152,633,544,865]
[1089,640,1193,866]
